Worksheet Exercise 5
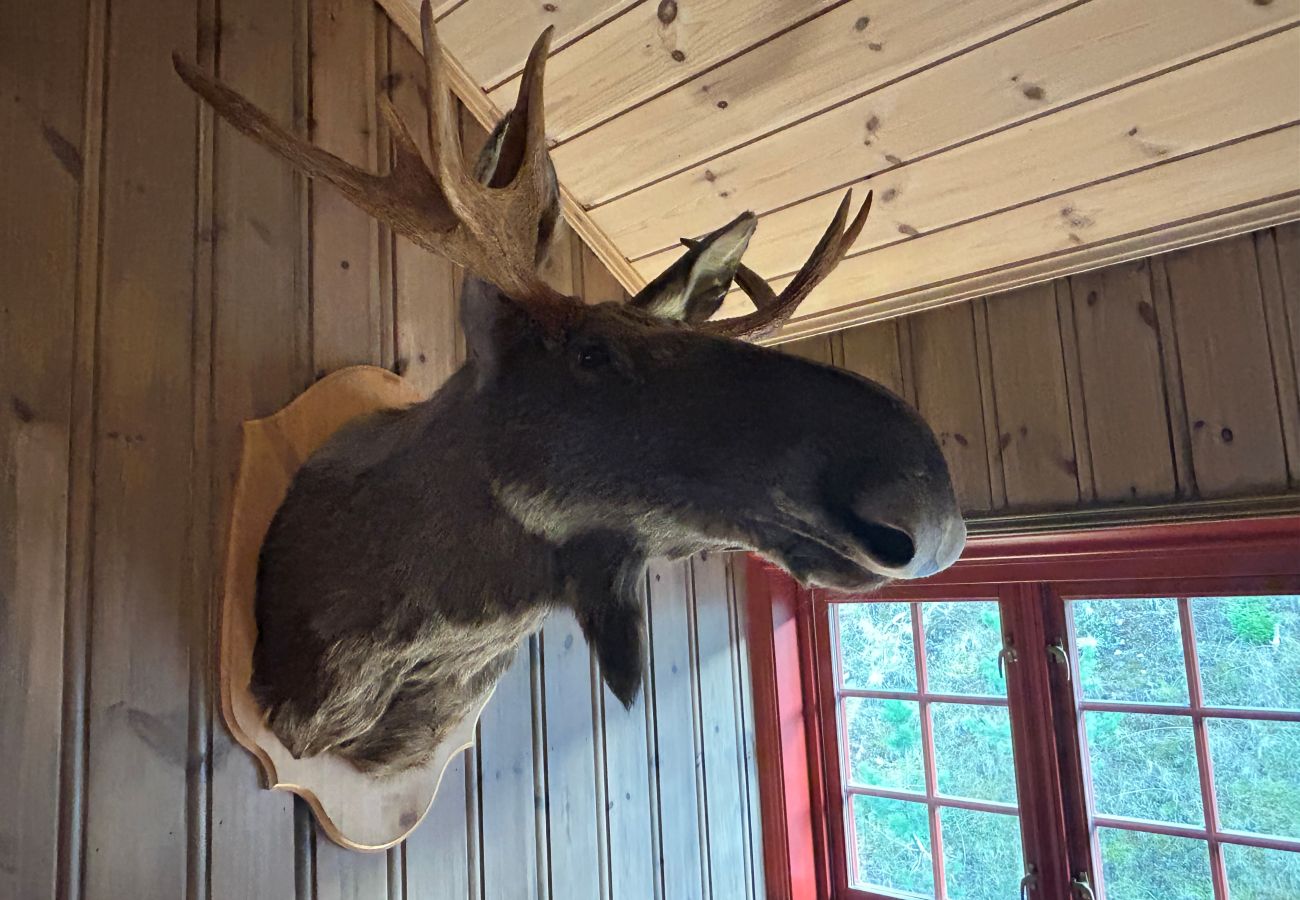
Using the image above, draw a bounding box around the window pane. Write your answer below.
[931,703,1018,805]
[837,602,917,691]
[922,601,1006,696]
[852,794,933,896]
[843,697,924,791]
[1193,595,1300,710]
[940,808,1023,900]
[1223,843,1300,900]
[1071,598,1189,704]
[1096,828,1212,900]
[1209,718,1300,839]
[1085,711,1203,826]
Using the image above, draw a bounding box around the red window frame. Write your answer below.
[744,515,1300,900]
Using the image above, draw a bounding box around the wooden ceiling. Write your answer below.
[378,0,1300,340]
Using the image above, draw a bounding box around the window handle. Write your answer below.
[1047,641,1073,684]
[1071,871,1096,900]
[998,645,1017,679]
[1019,863,1038,899]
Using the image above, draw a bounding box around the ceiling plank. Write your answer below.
[552,0,1073,206]
[489,0,844,142]
[439,0,638,89]
[724,125,1300,338]
[631,27,1300,280]
[599,0,1300,262]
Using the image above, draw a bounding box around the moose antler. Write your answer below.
[173,0,564,305]
[688,190,873,340]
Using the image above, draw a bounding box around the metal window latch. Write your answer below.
[1019,863,1038,899]
[1047,641,1073,684]
[998,644,1017,679]
[1071,872,1096,900]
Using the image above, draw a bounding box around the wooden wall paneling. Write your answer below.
[310,0,384,375]
[0,0,85,893]
[599,571,658,900]
[780,336,835,365]
[1277,223,1300,486]
[1066,260,1179,502]
[907,303,995,512]
[489,0,845,145]
[439,0,639,89]
[596,0,1300,261]
[984,283,1081,508]
[645,559,708,900]
[690,553,755,900]
[1052,280,1095,502]
[838,321,904,397]
[403,750,473,900]
[389,26,463,396]
[476,638,545,900]
[554,0,1069,206]
[1164,236,1291,497]
[620,8,1300,274]
[82,0,200,893]
[1147,254,1196,499]
[207,0,309,893]
[726,125,1300,337]
[309,0,389,893]
[724,557,766,900]
[971,299,1009,508]
[1255,228,1300,487]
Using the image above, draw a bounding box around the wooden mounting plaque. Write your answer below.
[220,365,492,851]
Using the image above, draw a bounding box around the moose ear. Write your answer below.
[628,212,757,323]
[557,532,648,708]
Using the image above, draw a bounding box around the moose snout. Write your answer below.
[850,479,966,580]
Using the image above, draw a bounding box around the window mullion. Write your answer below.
[1179,597,1228,900]
[912,602,946,899]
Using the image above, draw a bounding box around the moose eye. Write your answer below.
[576,343,611,370]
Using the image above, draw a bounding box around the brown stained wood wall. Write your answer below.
[0,2,764,899]
[782,224,1300,514]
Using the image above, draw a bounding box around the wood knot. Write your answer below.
[716,100,728,109]
[854,16,870,31]
[656,0,677,25]
[1022,83,1046,101]
[671,49,686,62]
[1221,427,1234,443]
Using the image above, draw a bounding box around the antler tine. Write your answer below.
[699,190,872,340]
[681,236,778,310]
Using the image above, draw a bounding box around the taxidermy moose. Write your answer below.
[175,1,965,776]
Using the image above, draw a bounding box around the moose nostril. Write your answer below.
[854,520,916,569]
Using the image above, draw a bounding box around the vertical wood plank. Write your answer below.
[839,321,904,398]
[310,0,382,374]
[1164,236,1290,497]
[389,26,461,397]
[1149,255,1196,499]
[690,554,752,900]
[403,751,471,900]
[598,572,657,900]
[0,0,84,892]
[207,0,308,892]
[779,336,834,365]
[1054,280,1096,503]
[477,640,543,900]
[646,560,708,900]
[1275,223,1300,412]
[907,303,994,512]
[984,284,1081,508]
[1256,229,1300,488]
[726,557,766,900]
[308,0,388,894]
[970,299,1008,509]
[1067,260,1178,502]
[82,0,199,892]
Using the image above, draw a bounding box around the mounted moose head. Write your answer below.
[175,0,965,775]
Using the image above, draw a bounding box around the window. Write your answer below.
[750,516,1300,900]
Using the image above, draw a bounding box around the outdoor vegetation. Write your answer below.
[834,595,1300,900]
